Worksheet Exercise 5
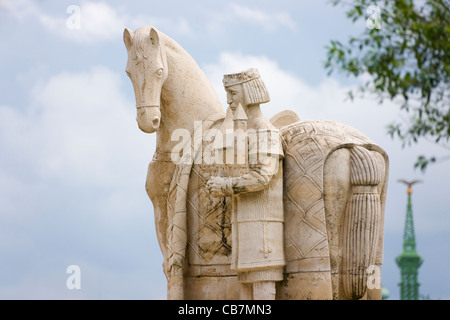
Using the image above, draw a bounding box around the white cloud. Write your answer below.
[0,65,157,243]
[1,66,151,186]
[39,2,128,43]
[2,1,293,43]
[202,3,297,36]
[0,0,38,21]
[230,3,297,32]
[1,0,191,44]
[128,15,192,36]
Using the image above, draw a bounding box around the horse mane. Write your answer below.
[156,28,224,116]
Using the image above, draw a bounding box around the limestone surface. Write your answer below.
[124,26,388,300]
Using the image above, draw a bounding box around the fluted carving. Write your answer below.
[341,146,382,299]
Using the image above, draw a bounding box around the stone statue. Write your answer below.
[123,26,389,300]
[206,69,285,300]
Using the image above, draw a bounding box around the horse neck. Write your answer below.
[156,35,224,154]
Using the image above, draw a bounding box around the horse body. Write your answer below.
[124,26,388,300]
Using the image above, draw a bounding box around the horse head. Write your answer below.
[123,26,168,133]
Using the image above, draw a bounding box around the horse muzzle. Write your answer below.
[136,105,161,133]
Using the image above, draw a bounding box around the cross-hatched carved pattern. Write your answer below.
[284,199,329,259]
[281,120,370,265]
[196,196,232,261]
[187,162,232,265]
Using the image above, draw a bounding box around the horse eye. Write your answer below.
[156,68,164,76]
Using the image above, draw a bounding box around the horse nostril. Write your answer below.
[152,118,160,128]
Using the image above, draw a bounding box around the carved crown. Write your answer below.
[223,68,261,87]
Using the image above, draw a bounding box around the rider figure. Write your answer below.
[206,68,285,300]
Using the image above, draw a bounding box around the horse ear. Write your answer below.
[150,27,160,46]
[123,28,133,50]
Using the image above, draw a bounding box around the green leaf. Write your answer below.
[325,0,450,171]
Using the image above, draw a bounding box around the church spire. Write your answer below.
[395,180,423,300]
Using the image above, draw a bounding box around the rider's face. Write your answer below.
[226,84,244,112]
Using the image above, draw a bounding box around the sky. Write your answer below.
[0,0,449,300]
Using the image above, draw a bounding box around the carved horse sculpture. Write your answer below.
[124,26,389,300]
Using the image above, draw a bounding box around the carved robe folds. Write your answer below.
[230,128,286,283]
